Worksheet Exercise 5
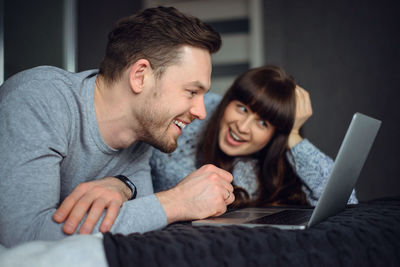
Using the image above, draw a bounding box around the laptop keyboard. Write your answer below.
[247,209,314,225]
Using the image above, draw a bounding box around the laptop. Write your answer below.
[192,112,381,230]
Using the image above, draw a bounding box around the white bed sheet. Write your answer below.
[0,233,107,267]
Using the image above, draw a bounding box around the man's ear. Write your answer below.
[128,59,152,94]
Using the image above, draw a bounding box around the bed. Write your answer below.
[104,196,400,267]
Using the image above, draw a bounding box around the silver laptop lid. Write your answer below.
[308,112,381,227]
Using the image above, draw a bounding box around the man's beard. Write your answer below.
[136,101,178,153]
[143,129,178,153]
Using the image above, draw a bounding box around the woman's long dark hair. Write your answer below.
[196,65,312,207]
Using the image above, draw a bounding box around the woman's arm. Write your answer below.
[288,86,312,148]
[288,86,357,205]
[290,139,358,205]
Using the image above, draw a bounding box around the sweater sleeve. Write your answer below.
[106,145,167,235]
[290,139,358,205]
[0,78,72,247]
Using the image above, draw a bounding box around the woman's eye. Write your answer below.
[259,120,268,128]
[237,105,247,113]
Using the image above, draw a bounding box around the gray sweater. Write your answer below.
[0,66,166,248]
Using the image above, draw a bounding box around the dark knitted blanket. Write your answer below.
[104,197,400,267]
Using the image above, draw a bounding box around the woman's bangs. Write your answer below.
[240,85,294,133]
[228,66,296,133]
[259,91,293,130]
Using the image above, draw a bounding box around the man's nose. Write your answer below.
[190,96,207,120]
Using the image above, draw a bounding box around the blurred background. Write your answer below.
[1,0,399,202]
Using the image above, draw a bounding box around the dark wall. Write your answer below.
[3,0,142,79]
[77,0,142,71]
[263,0,400,201]
[4,0,63,79]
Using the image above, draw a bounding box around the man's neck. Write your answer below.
[94,75,139,150]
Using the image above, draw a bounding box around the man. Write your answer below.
[0,6,234,248]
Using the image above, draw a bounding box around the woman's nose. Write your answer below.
[237,117,251,133]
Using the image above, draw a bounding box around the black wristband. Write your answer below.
[114,175,137,200]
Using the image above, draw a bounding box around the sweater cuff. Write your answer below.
[290,138,314,156]
[111,194,167,234]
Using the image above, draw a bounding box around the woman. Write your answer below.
[151,65,357,207]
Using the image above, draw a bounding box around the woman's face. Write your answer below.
[218,100,276,156]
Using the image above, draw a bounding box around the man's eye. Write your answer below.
[187,90,197,96]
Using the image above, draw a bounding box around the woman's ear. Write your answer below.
[128,59,152,94]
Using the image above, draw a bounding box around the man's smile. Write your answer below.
[173,119,187,130]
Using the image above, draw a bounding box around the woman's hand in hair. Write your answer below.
[289,86,313,148]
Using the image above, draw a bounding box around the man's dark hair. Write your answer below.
[99,6,221,83]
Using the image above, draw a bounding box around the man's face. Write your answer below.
[137,45,212,153]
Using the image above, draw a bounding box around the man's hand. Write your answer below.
[288,85,313,148]
[53,177,131,235]
[155,164,235,224]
